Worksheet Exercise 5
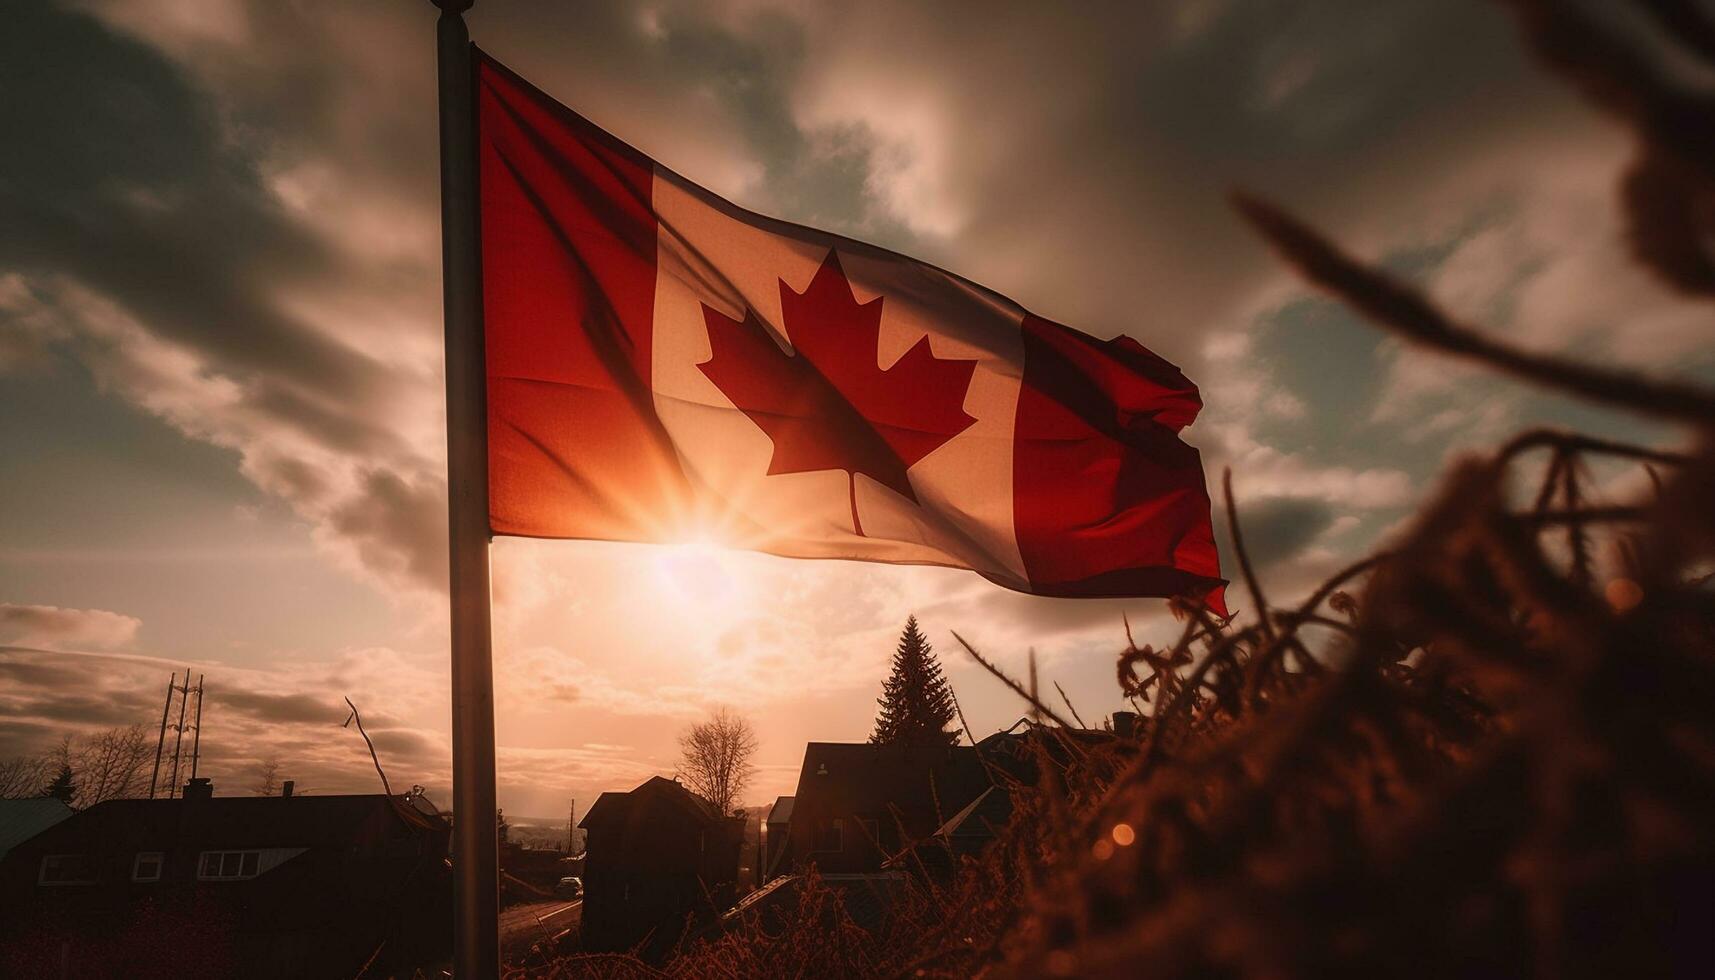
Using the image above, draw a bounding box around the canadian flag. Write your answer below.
[476,53,1225,609]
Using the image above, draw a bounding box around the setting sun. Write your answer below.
[650,537,740,607]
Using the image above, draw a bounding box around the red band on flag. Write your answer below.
[478,54,692,542]
[1013,316,1225,611]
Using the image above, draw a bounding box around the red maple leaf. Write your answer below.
[698,249,979,536]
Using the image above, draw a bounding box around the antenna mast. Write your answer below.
[148,673,174,799]
[167,669,190,798]
[189,674,205,780]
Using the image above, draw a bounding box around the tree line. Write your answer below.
[0,727,290,807]
[0,725,154,806]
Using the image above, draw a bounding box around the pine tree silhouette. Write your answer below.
[870,616,961,746]
[43,763,75,806]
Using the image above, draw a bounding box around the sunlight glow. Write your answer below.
[651,536,740,606]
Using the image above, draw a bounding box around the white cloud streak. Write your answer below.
[0,604,142,651]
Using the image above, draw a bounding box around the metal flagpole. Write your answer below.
[432,1,500,975]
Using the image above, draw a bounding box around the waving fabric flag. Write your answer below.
[476,52,1225,609]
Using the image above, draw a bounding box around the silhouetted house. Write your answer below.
[903,718,1128,868]
[975,718,1120,785]
[0,778,450,979]
[763,796,794,879]
[779,742,992,874]
[0,798,73,862]
[726,725,1135,944]
[577,776,743,955]
[779,721,1130,881]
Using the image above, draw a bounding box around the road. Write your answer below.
[499,898,582,963]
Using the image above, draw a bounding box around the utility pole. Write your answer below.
[189,674,205,780]
[149,673,174,799]
[168,668,190,798]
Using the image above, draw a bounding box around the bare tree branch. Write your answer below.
[0,754,52,800]
[71,725,153,806]
[344,698,393,798]
[251,756,283,797]
[677,707,758,814]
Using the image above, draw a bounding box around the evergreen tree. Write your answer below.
[43,763,76,806]
[870,616,960,746]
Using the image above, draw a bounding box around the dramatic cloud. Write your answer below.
[1,3,448,601]
[5,0,1659,607]
[0,604,142,650]
[0,644,449,801]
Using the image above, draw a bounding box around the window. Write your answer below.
[816,818,843,853]
[197,850,261,881]
[39,854,97,885]
[132,852,164,882]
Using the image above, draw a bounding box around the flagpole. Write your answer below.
[432,1,499,976]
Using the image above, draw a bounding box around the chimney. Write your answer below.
[1111,711,1139,740]
[281,780,295,798]
[183,777,213,802]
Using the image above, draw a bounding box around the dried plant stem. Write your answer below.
[343,697,393,798]
[1223,468,1274,642]
[1053,681,1088,730]
[951,631,1077,731]
[1232,192,1715,425]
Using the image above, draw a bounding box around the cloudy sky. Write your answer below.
[1,0,1705,819]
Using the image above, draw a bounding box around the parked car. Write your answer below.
[555,875,583,898]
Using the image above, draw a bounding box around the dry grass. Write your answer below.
[515,3,1715,976]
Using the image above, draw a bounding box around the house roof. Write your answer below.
[578,775,725,830]
[933,785,1010,841]
[578,791,632,830]
[974,722,1117,783]
[766,796,794,825]
[976,719,1114,751]
[0,798,74,859]
[7,793,444,856]
[720,871,907,935]
[787,742,993,838]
